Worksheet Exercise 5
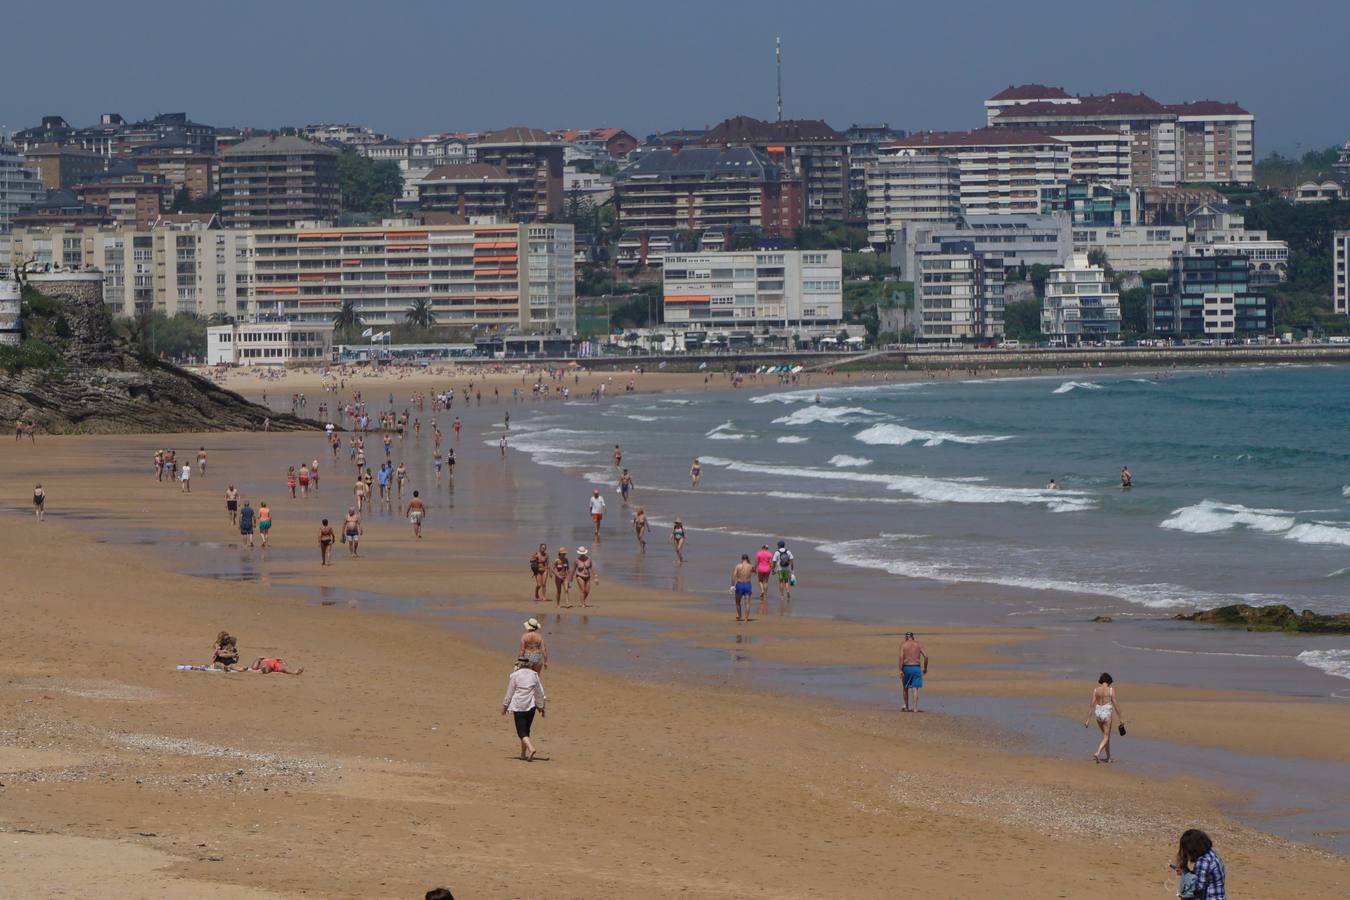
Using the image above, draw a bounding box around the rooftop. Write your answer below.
[620,146,782,180]
[995,93,1170,119]
[702,115,844,145]
[422,163,514,183]
[1164,100,1251,117]
[989,84,1072,102]
[475,126,558,146]
[888,128,1067,148]
[221,135,337,157]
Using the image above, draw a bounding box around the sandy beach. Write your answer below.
[2,384,1348,896]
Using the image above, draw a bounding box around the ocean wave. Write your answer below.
[776,436,809,444]
[1297,649,1350,681]
[624,414,664,422]
[1052,381,1105,394]
[828,455,872,468]
[749,383,928,405]
[1343,485,1350,498]
[706,421,750,441]
[771,405,884,426]
[853,423,1013,448]
[1285,522,1350,547]
[697,456,1092,512]
[1160,500,1296,535]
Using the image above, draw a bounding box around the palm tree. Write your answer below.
[333,300,362,341]
[404,297,437,330]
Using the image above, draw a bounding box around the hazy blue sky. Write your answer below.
[4,0,1346,155]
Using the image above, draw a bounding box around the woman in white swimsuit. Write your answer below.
[1084,672,1126,763]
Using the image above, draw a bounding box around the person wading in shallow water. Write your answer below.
[898,632,928,712]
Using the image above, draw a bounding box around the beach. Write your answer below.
[1,370,1348,898]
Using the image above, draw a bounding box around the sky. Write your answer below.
[3,0,1346,156]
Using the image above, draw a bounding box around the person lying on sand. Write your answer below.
[244,657,304,675]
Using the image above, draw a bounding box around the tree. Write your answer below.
[337,149,403,215]
[1118,287,1150,336]
[1027,264,1052,299]
[333,299,363,343]
[405,297,437,329]
[1002,298,1043,342]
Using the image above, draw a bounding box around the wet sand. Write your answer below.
[1,419,1348,895]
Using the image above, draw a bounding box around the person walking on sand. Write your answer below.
[588,488,607,542]
[1084,672,1126,763]
[730,555,755,621]
[319,518,335,565]
[551,548,571,606]
[573,547,596,607]
[257,502,272,548]
[633,508,649,552]
[520,618,547,671]
[502,656,547,761]
[407,490,426,539]
[899,632,929,712]
[672,518,687,562]
[773,540,795,603]
[690,457,702,488]
[287,465,297,499]
[343,507,362,557]
[618,468,634,504]
[530,543,549,601]
[613,444,622,468]
[180,462,192,493]
[754,544,774,614]
[32,484,45,521]
[238,500,256,549]
[1173,829,1225,900]
[196,447,208,477]
[225,485,239,525]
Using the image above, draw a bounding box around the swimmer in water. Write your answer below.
[1120,466,1132,489]
[1046,479,1058,490]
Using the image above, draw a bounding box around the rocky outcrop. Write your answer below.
[1175,604,1350,635]
[0,275,315,434]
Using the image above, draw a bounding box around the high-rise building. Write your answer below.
[1039,181,1136,227]
[661,249,842,329]
[1149,246,1268,337]
[864,155,961,247]
[615,147,803,238]
[74,160,173,229]
[1041,252,1121,341]
[846,124,906,215]
[418,164,521,221]
[469,128,565,222]
[131,135,218,199]
[701,116,849,225]
[895,214,1072,279]
[912,240,1006,340]
[883,130,1071,216]
[985,86,1254,186]
[219,136,340,229]
[1,143,43,268]
[1333,231,1348,317]
[249,222,574,333]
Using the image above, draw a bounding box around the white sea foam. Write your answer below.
[853,423,1013,448]
[1285,522,1350,547]
[1160,500,1297,535]
[1052,381,1105,394]
[829,454,872,468]
[1297,649,1350,681]
[1342,485,1350,498]
[697,456,1093,512]
[706,421,749,441]
[771,406,884,426]
[625,415,662,422]
[776,436,809,444]
[749,383,928,405]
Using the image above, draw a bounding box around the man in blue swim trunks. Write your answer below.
[730,554,755,622]
[898,631,929,712]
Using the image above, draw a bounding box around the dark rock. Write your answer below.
[1175,603,1350,635]
[1091,616,1114,623]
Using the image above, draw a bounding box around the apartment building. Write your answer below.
[219,136,340,229]
[418,164,521,220]
[363,134,472,202]
[0,275,20,345]
[0,143,43,267]
[616,147,803,238]
[662,250,842,329]
[207,320,333,366]
[1040,181,1136,227]
[895,214,1072,279]
[846,124,905,213]
[248,222,575,333]
[1070,225,1186,272]
[298,124,387,147]
[864,155,961,247]
[912,240,1006,340]
[986,87,1254,186]
[469,127,565,222]
[9,214,252,318]
[1335,231,1349,316]
[701,116,849,225]
[11,189,112,229]
[1186,203,1288,285]
[23,144,106,189]
[1149,247,1268,337]
[131,135,217,198]
[74,161,173,229]
[884,129,1071,216]
[552,128,638,160]
[1041,252,1121,341]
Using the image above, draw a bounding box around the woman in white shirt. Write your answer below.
[502,656,548,761]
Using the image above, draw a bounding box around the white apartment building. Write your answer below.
[1041,252,1121,341]
[0,142,43,268]
[897,214,1072,279]
[363,135,473,201]
[207,320,333,366]
[8,215,252,319]
[912,241,1006,340]
[1186,202,1288,284]
[1071,225,1187,272]
[250,222,575,333]
[662,250,842,329]
[1334,231,1348,316]
[884,129,1070,216]
[864,155,961,247]
[0,275,20,345]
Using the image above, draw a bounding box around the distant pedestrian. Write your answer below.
[239,500,256,549]
[502,655,547,761]
[32,483,45,521]
[1084,672,1126,763]
[180,462,192,493]
[319,518,335,565]
[898,631,928,712]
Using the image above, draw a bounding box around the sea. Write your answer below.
[502,364,1350,691]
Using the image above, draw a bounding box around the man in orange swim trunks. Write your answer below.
[245,657,304,675]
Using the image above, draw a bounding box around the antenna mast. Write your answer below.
[775,36,783,122]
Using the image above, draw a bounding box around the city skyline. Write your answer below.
[2,0,1346,156]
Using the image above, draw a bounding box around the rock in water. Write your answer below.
[1175,603,1350,635]
[0,275,316,434]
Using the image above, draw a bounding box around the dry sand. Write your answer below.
[1,419,1347,897]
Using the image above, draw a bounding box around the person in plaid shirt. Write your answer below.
[1176,829,1226,900]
